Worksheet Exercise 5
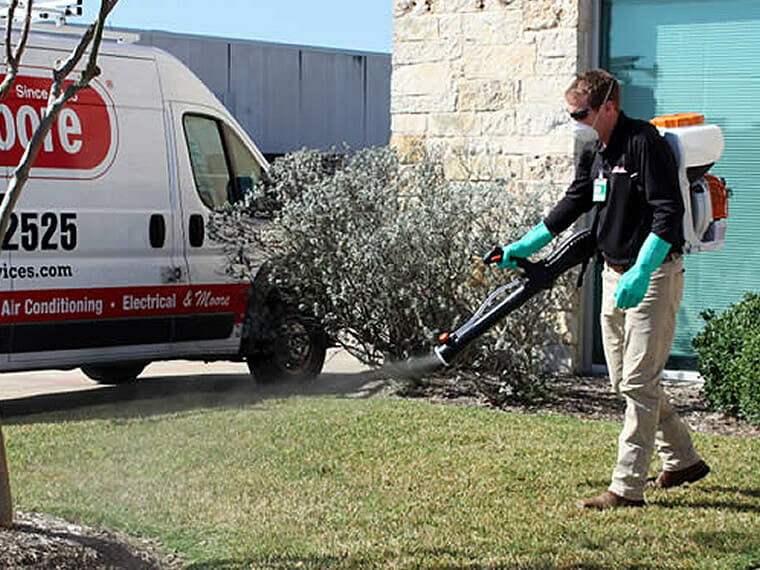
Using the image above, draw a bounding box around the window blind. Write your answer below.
[603,0,760,368]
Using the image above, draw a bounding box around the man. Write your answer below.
[499,69,709,509]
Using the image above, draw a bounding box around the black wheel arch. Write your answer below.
[241,263,331,382]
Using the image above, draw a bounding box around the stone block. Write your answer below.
[443,158,470,181]
[530,132,575,156]
[464,149,524,181]
[394,14,440,42]
[480,109,516,136]
[563,0,581,27]
[521,74,574,104]
[393,0,413,17]
[438,13,462,39]
[429,137,469,180]
[390,133,426,162]
[392,113,428,134]
[536,53,579,76]
[461,9,521,45]
[432,137,515,181]
[483,135,530,155]
[456,79,518,111]
[486,132,572,155]
[523,0,564,31]
[515,103,567,136]
[536,28,578,58]
[525,153,575,184]
[392,92,457,114]
[451,146,524,181]
[394,38,463,65]
[429,111,482,136]
[436,0,485,13]
[463,43,536,79]
[392,61,451,95]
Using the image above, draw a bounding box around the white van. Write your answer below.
[0,27,328,383]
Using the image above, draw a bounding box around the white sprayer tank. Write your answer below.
[654,114,727,253]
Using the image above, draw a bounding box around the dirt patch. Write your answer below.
[0,512,183,569]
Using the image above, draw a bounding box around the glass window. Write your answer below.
[183,115,264,209]
[603,0,760,367]
[183,115,232,210]
[222,123,262,203]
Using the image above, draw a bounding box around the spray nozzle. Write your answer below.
[482,245,504,265]
[482,244,537,275]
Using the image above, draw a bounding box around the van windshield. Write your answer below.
[222,123,262,203]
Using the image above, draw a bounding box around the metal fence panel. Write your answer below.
[137,31,390,155]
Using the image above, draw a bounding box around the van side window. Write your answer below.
[183,115,231,209]
[183,115,262,209]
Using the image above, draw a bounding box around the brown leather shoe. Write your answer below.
[575,491,645,510]
[647,460,710,490]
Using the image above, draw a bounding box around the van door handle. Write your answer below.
[149,214,166,248]
[189,214,205,247]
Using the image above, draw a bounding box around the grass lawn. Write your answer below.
[4,394,759,569]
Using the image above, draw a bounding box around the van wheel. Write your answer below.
[247,305,328,383]
[81,363,147,384]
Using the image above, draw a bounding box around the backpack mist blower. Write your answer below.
[434,227,596,367]
[433,114,729,368]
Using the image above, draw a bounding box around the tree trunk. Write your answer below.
[0,424,12,527]
[0,0,120,531]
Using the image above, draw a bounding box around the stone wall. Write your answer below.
[391,0,596,371]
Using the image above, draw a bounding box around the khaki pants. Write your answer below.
[601,256,702,501]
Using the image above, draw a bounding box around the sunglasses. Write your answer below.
[569,108,591,121]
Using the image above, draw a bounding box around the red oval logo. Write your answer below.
[0,72,117,179]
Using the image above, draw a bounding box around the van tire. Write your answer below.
[81,363,147,384]
[247,304,328,384]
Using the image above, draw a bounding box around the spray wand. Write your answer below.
[434,227,595,366]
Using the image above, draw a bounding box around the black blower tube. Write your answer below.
[434,227,595,366]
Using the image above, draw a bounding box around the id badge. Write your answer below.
[593,174,608,203]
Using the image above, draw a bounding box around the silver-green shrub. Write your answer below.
[210,146,578,391]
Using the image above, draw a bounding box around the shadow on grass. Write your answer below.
[650,486,760,514]
[574,480,760,514]
[690,531,760,568]
[0,367,397,425]
[699,485,760,500]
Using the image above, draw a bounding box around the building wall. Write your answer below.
[137,30,392,157]
[391,0,596,371]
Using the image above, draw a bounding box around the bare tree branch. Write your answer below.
[0,0,121,247]
[52,0,119,98]
[0,0,33,100]
[0,0,121,529]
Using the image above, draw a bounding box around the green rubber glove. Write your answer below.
[498,222,553,270]
[614,232,672,309]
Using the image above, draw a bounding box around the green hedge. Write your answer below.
[692,292,760,426]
